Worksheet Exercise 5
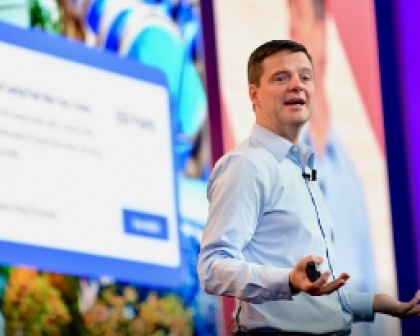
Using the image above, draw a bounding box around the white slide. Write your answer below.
[0,23,181,285]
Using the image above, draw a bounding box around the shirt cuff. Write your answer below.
[266,267,294,301]
[345,292,375,322]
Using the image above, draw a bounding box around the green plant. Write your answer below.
[30,0,63,33]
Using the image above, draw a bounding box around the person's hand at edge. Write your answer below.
[374,291,420,318]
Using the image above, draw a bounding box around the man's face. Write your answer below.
[249,50,315,134]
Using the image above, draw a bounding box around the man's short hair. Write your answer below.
[247,40,313,87]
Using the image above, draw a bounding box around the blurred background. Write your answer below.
[0,0,418,335]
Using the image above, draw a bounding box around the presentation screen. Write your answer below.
[0,22,180,285]
[0,1,218,335]
[213,1,398,336]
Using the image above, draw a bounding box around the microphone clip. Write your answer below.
[302,169,317,181]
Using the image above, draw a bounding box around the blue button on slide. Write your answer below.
[123,209,169,240]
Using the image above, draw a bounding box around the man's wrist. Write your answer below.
[289,274,300,295]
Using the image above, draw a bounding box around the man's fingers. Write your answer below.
[298,255,323,270]
[340,273,351,281]
[302,271,329,292]
[317,278,346,295]
[412,306,420,316]
[410,290,420,305]
[400,290,420,316]
[403,290,420,316]
[309,255,323,265]
[307,273,349,296]
[312,271,330,288]
[401,303,420,318]
[407,305,420,316]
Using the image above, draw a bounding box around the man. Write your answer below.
[197,40,420,335]
[287,1,381,335]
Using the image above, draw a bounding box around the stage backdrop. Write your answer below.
[396,0,420,282]
[212,1,398,336]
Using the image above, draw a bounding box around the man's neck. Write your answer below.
[256,121,301,144]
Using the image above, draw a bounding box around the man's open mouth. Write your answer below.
[284,98,306,105]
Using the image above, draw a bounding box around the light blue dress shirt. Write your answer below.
[302,128,383,336]
[197,124,375,334]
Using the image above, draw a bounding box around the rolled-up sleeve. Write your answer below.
[340,290,375,322]
[197,155,294,304]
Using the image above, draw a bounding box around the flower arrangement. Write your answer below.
[1,268,195,336]
[82,286,193,336]
[2,268,71,336]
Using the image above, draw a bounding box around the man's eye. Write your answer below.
[276,75,288,82]
[301,75,312,82]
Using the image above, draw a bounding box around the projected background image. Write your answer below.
[213,1,398,336]
[0,1,217,336]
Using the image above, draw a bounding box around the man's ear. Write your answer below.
[249,84,259,108]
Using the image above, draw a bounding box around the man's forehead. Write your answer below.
[265,51,312,68]
[262,51,313,76]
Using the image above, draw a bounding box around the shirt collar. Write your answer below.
[250,123,315,169]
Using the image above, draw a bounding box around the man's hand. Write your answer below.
[289,255,350,296]
[374,291,420,318]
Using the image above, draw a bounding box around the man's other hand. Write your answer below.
[374,291,420,318]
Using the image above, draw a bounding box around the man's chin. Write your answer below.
[288,117,310,128]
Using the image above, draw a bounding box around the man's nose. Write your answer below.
[288,74,304,91]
